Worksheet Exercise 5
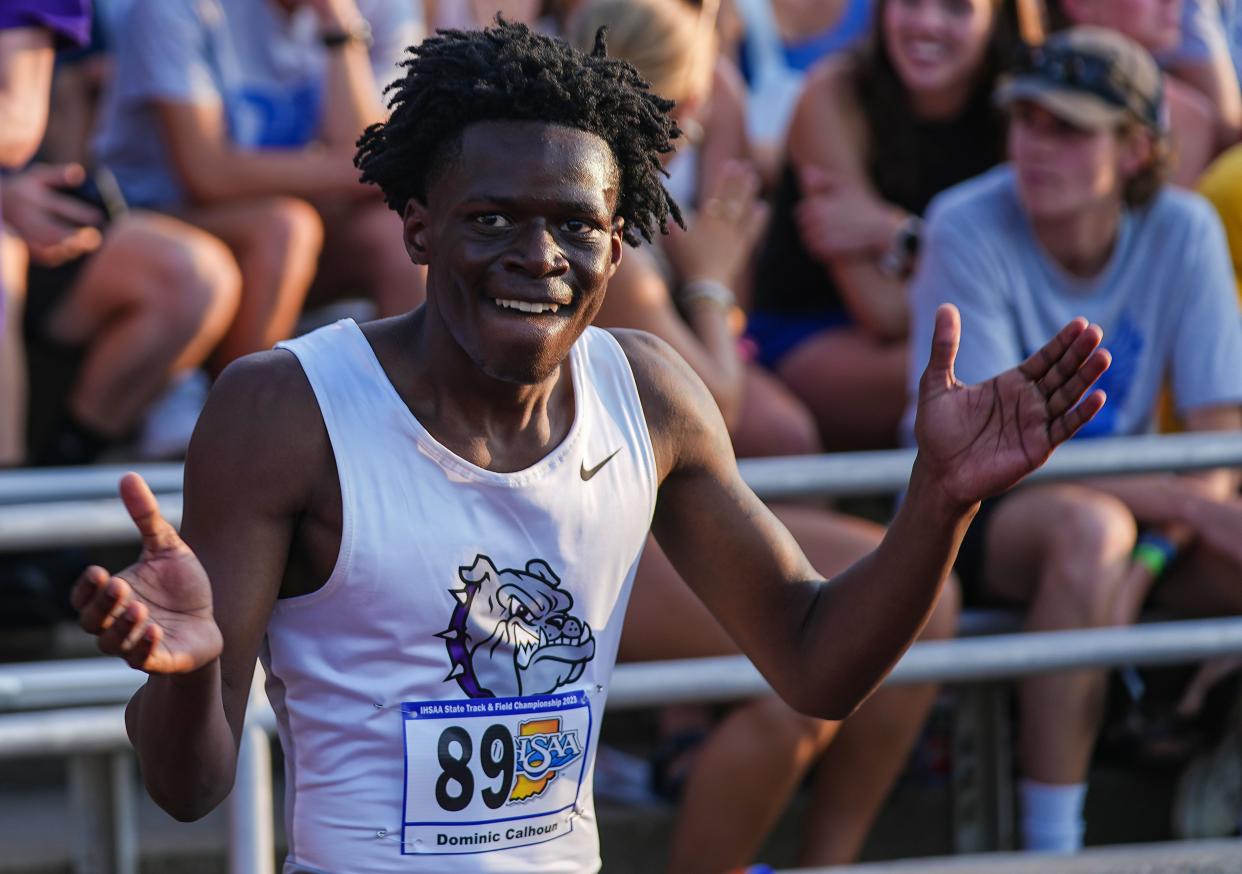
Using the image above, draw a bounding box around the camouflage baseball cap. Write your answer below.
[996,26,1165,132]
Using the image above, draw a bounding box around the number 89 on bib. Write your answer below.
[400,691,593,855]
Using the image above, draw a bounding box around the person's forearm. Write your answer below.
[0,101,49,167]
[829,257,909,342]
[319,42,386,147]
[1077,470,1235,528]
[312,0,385,148]
[0,28,54,167]
[125,661,238,822]
[793,455,972,718]
[181,147,362,204]
[681,301,744,427]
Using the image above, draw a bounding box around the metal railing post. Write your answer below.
[229,724,275,874]
[229,667,275,874]
[67,750,138,874]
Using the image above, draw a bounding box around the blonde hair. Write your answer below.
[569,0,718,107]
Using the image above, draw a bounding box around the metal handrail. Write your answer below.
[3,430,1241,506]
[6,431,1242,549]
[6,616,1242,726]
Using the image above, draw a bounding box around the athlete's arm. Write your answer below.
[74,352,325,821]
[618,305,1109,719]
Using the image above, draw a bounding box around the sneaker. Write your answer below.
[1172,714,1242,838]
[136,369,210,460]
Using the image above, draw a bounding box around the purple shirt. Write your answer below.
[0,0,91,48]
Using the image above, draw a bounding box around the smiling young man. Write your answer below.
[72,22,1109,873]
[908,26,1242,853]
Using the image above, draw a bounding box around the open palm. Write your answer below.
[72,473,221,674]
[915,305,1111,507]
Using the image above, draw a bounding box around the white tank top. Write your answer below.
[264,320,657,873]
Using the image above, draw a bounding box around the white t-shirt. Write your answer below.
[904,165,1242,442]
[94,0,422,208]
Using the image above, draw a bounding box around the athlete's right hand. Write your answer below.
[71,473,222,673]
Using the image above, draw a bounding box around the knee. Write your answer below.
[253,196,325,265]
[757,404,823,457]
[742,696,837,759]
[140,228,242,339]
[343,201,410,270]
[1040,492,1138,618]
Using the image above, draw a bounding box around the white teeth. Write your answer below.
[495,299,559,314]
[906,41,944,63]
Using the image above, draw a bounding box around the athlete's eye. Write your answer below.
[474,213,513,229]
[562,219,600,237]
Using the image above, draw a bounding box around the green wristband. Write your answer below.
[1132,542,1169,578]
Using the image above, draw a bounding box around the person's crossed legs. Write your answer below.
[32,211,240,464]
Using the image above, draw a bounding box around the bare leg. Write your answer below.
[182,197,323,370]
[776,328,908,451]
[314,197,427,316]
[798,579,959,865]
[46,213,241,435]
[642,505,957,873]
[730,364,823,458]
[0,230,28,464]
[980,485,1139,786]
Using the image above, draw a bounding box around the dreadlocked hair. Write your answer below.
[355,19,683,246]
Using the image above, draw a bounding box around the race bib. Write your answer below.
[400,690,593,855]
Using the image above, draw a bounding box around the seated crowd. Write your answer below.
[6,0,1242,868]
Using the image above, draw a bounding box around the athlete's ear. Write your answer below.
[607,216,625,277]
[403,198,431,266]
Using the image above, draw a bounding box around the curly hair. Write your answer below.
[354,19,683,246]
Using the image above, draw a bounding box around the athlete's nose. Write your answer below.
[504,219,569,279]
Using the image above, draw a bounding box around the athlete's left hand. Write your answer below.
[914,304,1111,508]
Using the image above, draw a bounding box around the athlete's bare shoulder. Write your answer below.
[608,328,734,484]
[183,348,328,520]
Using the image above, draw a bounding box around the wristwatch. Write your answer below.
[879,215,923,280]
[322,18,373,49]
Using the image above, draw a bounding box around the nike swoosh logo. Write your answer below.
[580,448,622,481]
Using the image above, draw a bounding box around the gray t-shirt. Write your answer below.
[904,166,1242,443]
[94,0,423,208]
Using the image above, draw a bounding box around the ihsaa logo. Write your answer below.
[508,717,583,803]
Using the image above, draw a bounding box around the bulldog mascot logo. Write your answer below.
[438,554,596,698]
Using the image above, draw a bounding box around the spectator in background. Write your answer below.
[570,3,958,870]
[1163,0,1242,148]
[907,28,1242,853]
[7,163,241,466]
[570,0,816,457]
[92,0,425,369]
[748,0,1011,451]
[733,0,873,177]
[0,0,92,465]
[1049,0,1221,184]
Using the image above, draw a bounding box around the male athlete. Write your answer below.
[72,22,1110,873]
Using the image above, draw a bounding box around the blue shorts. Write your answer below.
[745,310,852,370]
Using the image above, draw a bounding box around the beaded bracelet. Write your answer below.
[678,278,737,310]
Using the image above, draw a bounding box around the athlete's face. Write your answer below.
[404,121,624,385]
